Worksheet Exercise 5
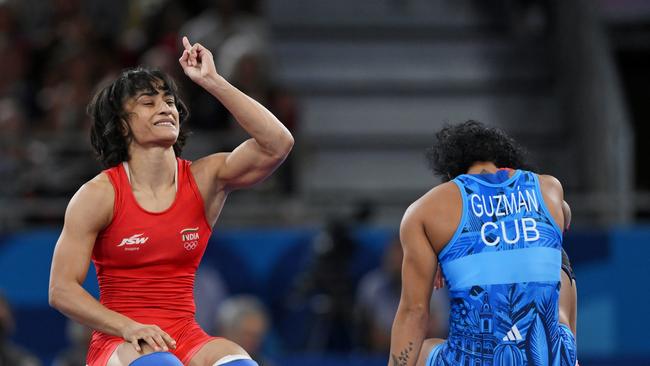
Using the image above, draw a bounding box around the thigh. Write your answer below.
[106,342,157,366]
[416,338,446,366]
[188,338,249,366]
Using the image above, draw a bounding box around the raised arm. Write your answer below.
[179,36,294,196]
[49,175,175,352]
[389,202,437,366]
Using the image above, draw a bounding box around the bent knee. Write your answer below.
[213,355,258,365]
[129,352,183,366]
[189,338,251,366]
[212,338,248,356]
[108,342,173,366]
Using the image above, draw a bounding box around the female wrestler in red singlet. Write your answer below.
[48,37,294,366]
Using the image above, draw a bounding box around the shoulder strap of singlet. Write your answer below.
[179,158,212,230]
[437,178,469,259]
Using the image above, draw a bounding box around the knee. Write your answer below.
[213,355,259,366]
[129,352,183,366]
[189,338,253,366]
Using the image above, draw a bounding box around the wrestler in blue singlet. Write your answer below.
[427,169,577,366]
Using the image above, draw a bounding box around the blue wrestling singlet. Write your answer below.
[428,170,577,366]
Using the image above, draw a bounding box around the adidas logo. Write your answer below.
[502,324,523,341]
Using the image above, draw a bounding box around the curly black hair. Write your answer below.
[88,67,190,168]
[426,120,531,181]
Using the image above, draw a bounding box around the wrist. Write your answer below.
[115,317,138,337]
[202,73,229,93]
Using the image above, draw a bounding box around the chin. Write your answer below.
[157,133,179,145]
[149,137,178,148]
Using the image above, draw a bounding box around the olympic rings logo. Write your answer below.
[183,241,198,251]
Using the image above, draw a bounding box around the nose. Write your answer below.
[159,101,173,115]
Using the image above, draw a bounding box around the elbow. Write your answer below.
[398,303,429,322]
[273,131,294,160]
[285,134,295,154]
[48,283,69,311]
[403,303,428,315]
[48,284,61,309]
[394,303,429,333]
[282,131,295,154]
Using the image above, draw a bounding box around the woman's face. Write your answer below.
[123,86,180,149]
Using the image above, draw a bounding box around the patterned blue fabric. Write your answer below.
[429,170,576,366]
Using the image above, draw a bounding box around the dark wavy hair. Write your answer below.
[88,67,190,168]
[426,120,531,181]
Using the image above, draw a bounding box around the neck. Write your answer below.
[467,162,499,175]
[126,146,177,191]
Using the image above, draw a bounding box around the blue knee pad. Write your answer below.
[215,358,259,366]
[129,352,183,366]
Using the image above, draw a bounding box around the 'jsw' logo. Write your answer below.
[117,233,149,247]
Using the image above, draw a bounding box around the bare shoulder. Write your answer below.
[403,181,459,227]
[404,181,462,252]
[65,172,115,230]
[538,174,565,201]
[413,181,460,211]
[538,174,563,192]
[74,173,114,203]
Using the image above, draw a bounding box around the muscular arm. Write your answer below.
[180,37,293,199]
[389,203,437,366]
[49,175,175,352]
[194,80,293,190]
[539,175,578,337]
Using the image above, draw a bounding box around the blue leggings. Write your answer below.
[129,352,183,366]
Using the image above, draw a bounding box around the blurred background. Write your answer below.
[0,0,649,364]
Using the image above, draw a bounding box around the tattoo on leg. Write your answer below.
[391,342,414,366]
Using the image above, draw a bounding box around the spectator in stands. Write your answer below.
[355,238,447,353]
[0,293,41,366]
[354,237,402,352]
[215,296,272,366]
[52,320,93,366]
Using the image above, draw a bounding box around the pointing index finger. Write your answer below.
[182,36,192,50]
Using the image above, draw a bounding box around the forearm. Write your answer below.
[389,306,429,366]
[49,282,134,338]
[203,75,293,156]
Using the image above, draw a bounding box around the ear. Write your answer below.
[119,118,131,137]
